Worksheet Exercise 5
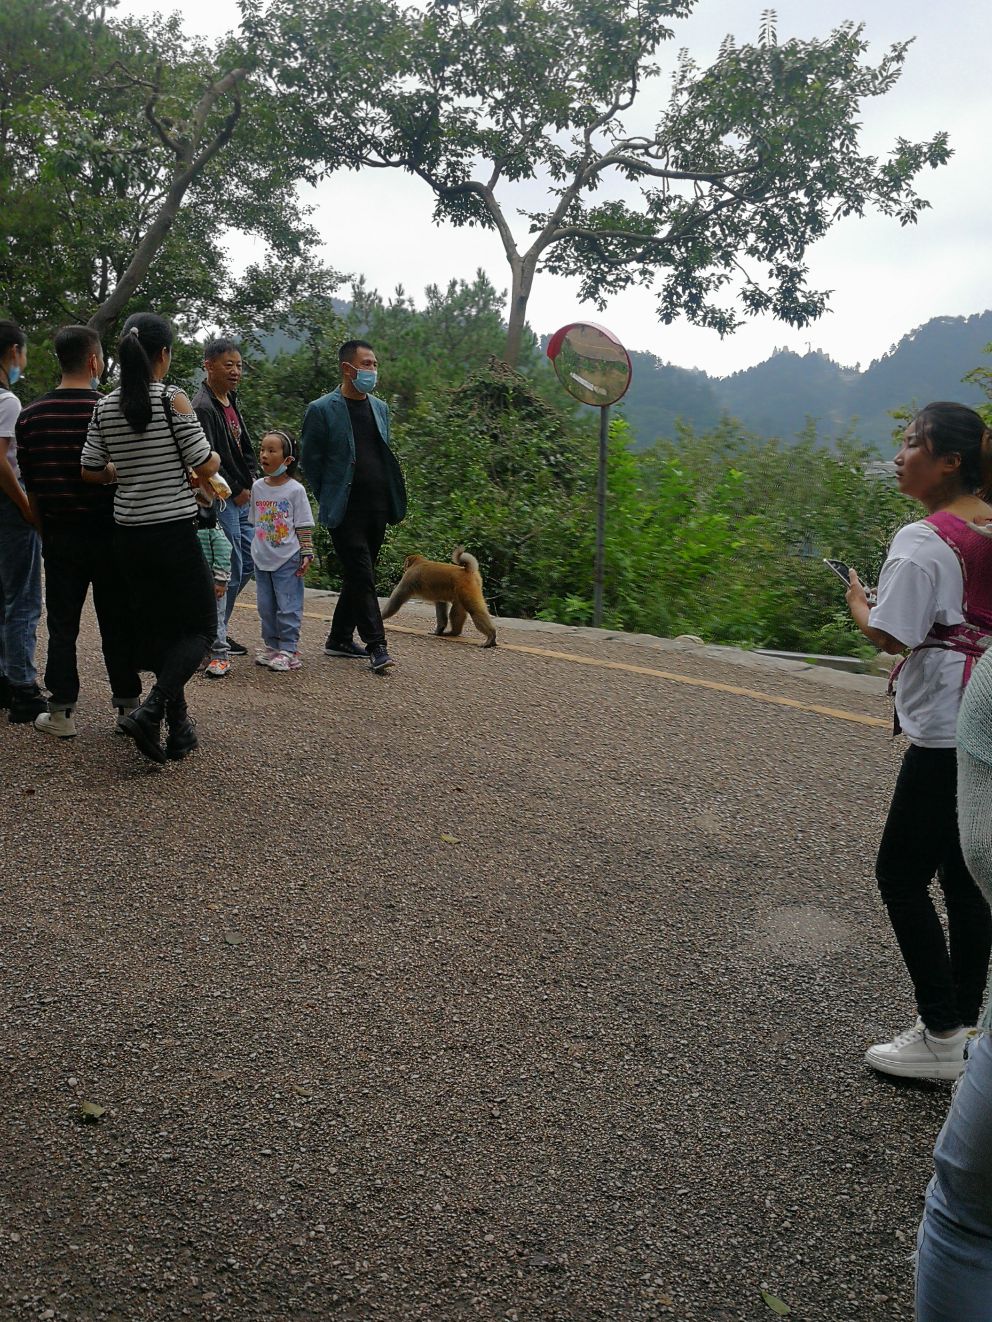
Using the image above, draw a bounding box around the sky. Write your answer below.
[117,0,992,377]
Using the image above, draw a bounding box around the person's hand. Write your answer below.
[846,568,869,613]
[233,488,250,507]
[21,503,39,530]
[214,582,227,600]
[297,552,314,579]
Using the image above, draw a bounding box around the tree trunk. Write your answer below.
[87,67,245,340]
[87,171,194,338]
[504,258,536,368]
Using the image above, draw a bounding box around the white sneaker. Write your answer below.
[35,709,77,739]
[255,647,277,668]
[268,651,292,672]
[865,1019,971,1080]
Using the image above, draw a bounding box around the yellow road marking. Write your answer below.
[236,601,889,729]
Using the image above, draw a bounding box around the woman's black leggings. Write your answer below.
[114,518,215,702]
[875,743,992,1031]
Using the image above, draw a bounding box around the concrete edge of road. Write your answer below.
[298,587,890,701]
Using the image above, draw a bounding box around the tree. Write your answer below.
[304,0,950,365]
[0,0,326,342]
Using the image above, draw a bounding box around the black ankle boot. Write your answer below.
[165,696,198,761]
[118,686,167,763]
[0,675,11,711]
[9,683,48,725]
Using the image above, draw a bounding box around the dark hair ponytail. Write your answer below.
[117,312,173,431]
[910,401,992,497]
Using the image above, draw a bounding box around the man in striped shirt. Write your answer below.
[17,325,140,738]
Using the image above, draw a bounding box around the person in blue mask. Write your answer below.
[0,319,45,724]
[300,339,406,673]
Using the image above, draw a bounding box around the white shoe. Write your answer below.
[268,651,292,672]
[35,709,77,739]
[865,1019,971,1080]
[255,647,277,668]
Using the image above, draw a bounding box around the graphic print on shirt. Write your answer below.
[255,498,293,547]
[222,403,241,447]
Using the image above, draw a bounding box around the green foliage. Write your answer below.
[0,0,338,344]
[962,341,992,427]
[321,0,950,362]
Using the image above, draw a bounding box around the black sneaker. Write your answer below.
[368,644,396,673]
[226,636,249,656]
[324,637,368,659]
[9,684,48,725]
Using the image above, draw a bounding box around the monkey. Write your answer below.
[382,547,497,647]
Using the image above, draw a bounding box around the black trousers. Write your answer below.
[114,519,215,702]
[329,506,388,648]
[42,520,141,707]
[875,743,992,1031]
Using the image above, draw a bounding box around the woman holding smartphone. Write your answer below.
[846,401,992,1080]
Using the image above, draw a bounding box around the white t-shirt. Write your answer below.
[0,388,22,480]
[869,520,966,747]
[249,477,314,571]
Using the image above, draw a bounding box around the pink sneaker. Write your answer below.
[255,647,277,668]
[269,651,302,672]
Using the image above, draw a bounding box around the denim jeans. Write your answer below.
[917,1032,992,1319]
[208,587,230,660]
[255,555,304,653]
[217,498,254,626]
[0,495,42,687]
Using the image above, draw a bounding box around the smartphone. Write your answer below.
[824,558,877,604]
[823,558,853,586]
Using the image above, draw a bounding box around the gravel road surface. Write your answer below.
[0,594,955,1321]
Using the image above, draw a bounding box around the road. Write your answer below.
[0,593,951,1321]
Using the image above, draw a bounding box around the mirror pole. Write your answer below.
[593,404,609,627]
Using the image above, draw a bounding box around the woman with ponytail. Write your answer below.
[0,319,46,723]
[844,402,992,1081]
[81,312,220,764]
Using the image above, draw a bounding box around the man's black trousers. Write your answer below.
[42,520,141,707]
[328,506,388,648]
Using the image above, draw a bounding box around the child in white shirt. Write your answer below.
[249,431,314,671]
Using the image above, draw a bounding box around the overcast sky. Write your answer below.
[118,0,991,377]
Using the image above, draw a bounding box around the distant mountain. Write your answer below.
[618,312,992,450]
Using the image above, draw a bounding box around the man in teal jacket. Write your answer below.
[300,340,406,672]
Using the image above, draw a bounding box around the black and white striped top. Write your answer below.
[82,383,212,526]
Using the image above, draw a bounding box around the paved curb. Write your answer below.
[301,587,890,700]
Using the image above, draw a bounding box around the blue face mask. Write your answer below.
[353,367,377,394]
[90,377,101,392]
[7,365,21,385]
[268,462,288,478]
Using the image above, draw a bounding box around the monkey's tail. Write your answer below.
[451,546,480,574]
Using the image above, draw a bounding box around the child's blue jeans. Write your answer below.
[916,1031,992,1319]
[255,555,304,654]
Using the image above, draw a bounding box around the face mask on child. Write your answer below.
[268,462,288,478]
[6,365,21,385]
